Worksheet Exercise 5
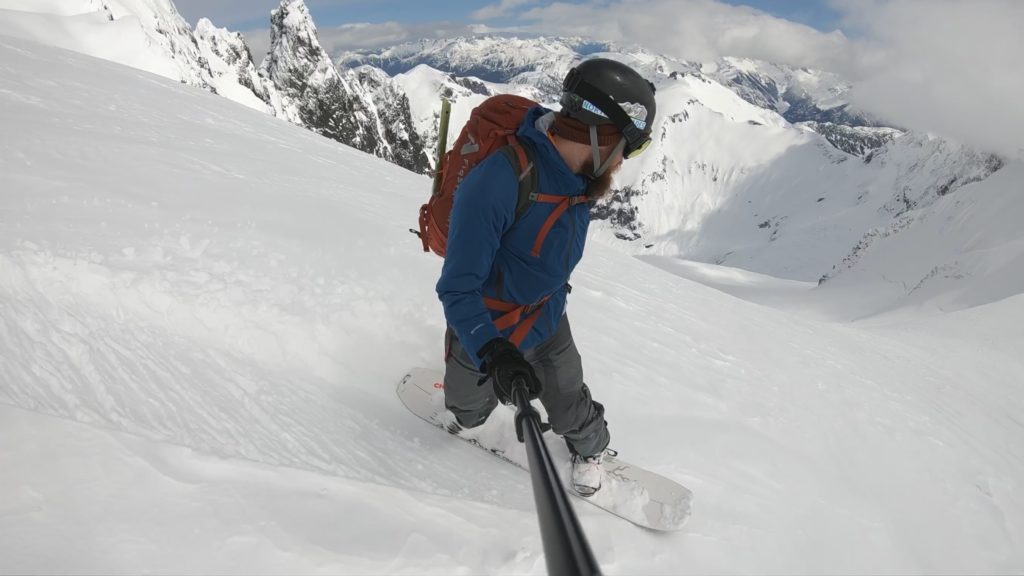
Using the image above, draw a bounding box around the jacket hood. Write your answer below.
[517,106,589,197]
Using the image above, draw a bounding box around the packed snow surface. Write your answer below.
[2,37,1023,574]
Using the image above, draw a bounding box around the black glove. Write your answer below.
[477,338,542,405]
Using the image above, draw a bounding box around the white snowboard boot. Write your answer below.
[571,449,611,497]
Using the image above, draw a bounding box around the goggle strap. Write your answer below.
[570,77,647,147]
[592,136,626,179]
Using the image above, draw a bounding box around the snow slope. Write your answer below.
[2,36,1024,574]
[598,66,1010,296]
[0,0,214,89]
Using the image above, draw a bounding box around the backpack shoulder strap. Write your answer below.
[497,139,539,221]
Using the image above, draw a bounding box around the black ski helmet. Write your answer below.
[559,58,657,159]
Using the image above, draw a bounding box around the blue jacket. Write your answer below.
[437,106,591,369]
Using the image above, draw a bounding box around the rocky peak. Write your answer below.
[194,17,271,110]
[260,0,336,109]
[351,65,430,174]
[258,0,428,173]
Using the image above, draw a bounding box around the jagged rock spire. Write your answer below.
[194,17,272,111]
[258,0,427,172]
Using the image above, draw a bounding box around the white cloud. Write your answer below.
[471,0,540,21]
[520,0,856,72]
[517,0,1022,157]
[837,0,1024,159]
[242,21,515,62]
[320,21,477,52]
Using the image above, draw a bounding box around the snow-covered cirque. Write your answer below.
[2,36,1024,574]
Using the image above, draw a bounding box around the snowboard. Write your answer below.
[398,367,693,531]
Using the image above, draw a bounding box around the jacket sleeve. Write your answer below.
[436,152,519,369]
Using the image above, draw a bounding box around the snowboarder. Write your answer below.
[436,58,657,496]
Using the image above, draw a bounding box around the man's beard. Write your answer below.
[580,156,621,201]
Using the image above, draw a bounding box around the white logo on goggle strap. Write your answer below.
[581,99,648,130]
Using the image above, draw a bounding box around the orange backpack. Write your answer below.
[416,94,542,257]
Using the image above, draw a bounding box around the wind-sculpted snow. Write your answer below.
[2,36,1024,574]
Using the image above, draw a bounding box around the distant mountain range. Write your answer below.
[1,0,1011,309]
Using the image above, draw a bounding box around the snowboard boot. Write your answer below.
[441,410,553,435]
[571,448,615,497]
[441,410,484,435]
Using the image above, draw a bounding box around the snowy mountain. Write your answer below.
[338,36,609,89]
[796,121,901,158]
[0,0,214,90]
[348,41,1009,315]
[703,58,901,157]
[340,36,894,157]
[705,57,881,125]
[2,2,1009,307]
[4,35,1024,574]
[194,17,271,112]
[257,0,427,173]
[0,0,429,174]
[371,38,1009,306]
[598,72,1007,299]
[815,133,1012,317]
[349,64,431,174]
[704,58,900,157]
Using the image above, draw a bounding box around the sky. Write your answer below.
[171,0,1023,159]
[173,0,844,33]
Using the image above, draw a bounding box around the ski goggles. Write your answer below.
[624,134,652,159]
[577,98,652,158]
[562,71,654,159]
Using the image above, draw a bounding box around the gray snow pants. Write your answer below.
[444,314,610,458]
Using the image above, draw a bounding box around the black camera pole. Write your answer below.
[512,376,602,576]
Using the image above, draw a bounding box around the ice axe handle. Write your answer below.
[431,98,452,197]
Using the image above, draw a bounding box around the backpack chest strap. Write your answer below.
[498,143,589,258]
[529,193,589,257]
